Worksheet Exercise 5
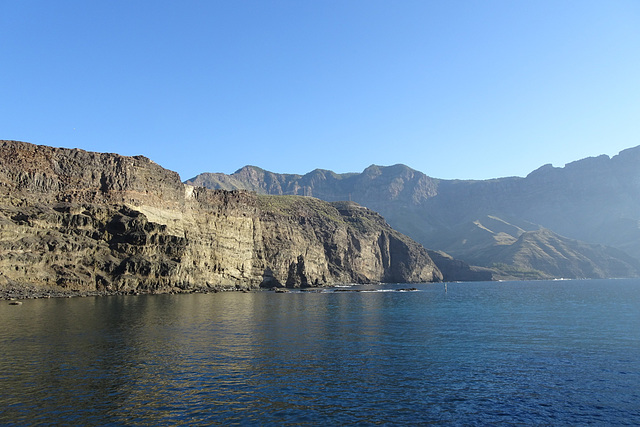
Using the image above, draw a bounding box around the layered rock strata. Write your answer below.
[0,140,441,298]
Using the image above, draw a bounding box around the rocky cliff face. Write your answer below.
[187,146,640,279]
[187,165,488,281]
[0,141,441,298]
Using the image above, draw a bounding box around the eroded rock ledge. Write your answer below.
[0,140,442,298]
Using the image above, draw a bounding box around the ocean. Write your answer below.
[1,279,639,425]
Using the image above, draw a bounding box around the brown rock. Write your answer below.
[0,140,442,298]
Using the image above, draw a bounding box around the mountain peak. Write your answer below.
[234,165,265,174]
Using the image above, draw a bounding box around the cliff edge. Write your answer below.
[0,140,441,298]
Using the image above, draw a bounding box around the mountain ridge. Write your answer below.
[186,145,640,279]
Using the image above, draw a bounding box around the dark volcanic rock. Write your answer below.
[0,140,441,298]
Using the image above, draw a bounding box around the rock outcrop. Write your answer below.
[0,140,441,298]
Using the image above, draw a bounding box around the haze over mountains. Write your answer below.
[187,146,640,280]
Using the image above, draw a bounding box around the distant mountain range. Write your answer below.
[186,146,640,280]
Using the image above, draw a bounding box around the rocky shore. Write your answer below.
[0,278,246,301]
[1,283,423,301]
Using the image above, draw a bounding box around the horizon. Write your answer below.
[187,141,640,182]
[2,1,639,180]
[7,137,638,182]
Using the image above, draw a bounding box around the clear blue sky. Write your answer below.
[2,1,639,180]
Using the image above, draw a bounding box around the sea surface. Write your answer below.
[1,279,639,425]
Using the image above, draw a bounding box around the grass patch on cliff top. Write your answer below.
[256,195,390,236]
[256,195,344,223]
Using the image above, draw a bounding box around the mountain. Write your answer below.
[0,140,441,299]
[469,228,640,280]
[186,146,640,279]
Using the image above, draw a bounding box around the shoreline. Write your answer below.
[0,285,254,301]
[1,283,425,301]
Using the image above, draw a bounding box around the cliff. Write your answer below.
[0,140,441,298]
[187,165,489,281]
[187,147,640,280]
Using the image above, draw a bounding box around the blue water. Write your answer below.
[1,279,639,425]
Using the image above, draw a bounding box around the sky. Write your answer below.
[1,1,639,181]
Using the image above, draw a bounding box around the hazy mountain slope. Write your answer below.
[424,215,640,279]
[482,228,640,279]
[426,215,533,259]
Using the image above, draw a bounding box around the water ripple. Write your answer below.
[1,279,639,425]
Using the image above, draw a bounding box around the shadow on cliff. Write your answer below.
[260,267,282,288]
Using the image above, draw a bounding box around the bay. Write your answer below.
[1,279,639,425]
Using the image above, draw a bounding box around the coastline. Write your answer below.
[0,283,253,301]
[1,283,421,301]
